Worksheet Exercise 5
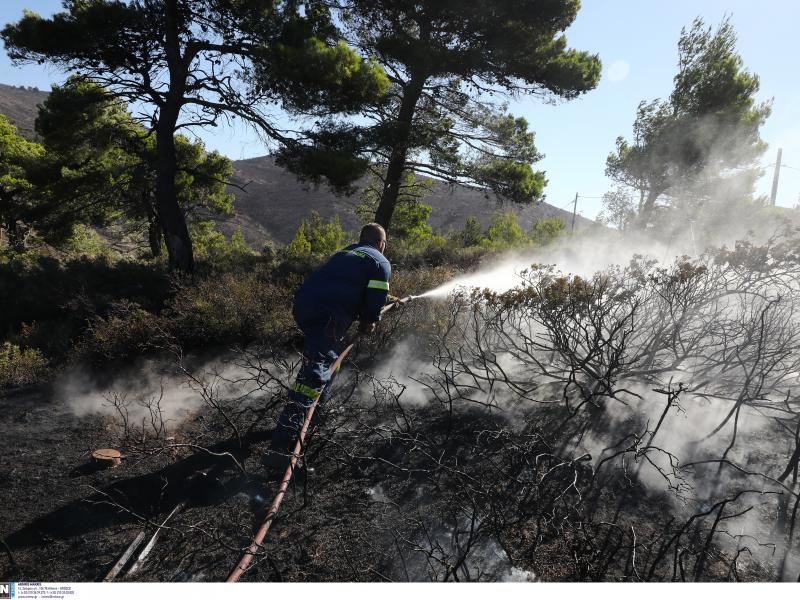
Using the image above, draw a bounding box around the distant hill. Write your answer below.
[0,83,50,139]
[227,156,595,246]
[0,82,594,247]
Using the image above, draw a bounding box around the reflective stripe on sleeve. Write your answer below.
[367,280,389,291]
[293,383,321,400]
[344,249,368,258]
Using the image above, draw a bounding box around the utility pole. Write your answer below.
[770,148,783,206]
[571,192,578,233]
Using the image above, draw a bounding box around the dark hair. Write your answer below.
[359,223,386,246]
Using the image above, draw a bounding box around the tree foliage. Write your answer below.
[450,211,566,250]
[280,0,600,231]
[356,169,434,243]
[597,187,636,231]
[486,210,524,247]
[2,0,388,271]
[529,217,566,246]
[457,216,483,247]
[0,115,44,252]
[33,77,233,255]
[283,211,351,258]
[606,17,770,230]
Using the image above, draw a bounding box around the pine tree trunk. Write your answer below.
[634,188,661,230]
[374,76,426,230]
[155,107,192,272]
[147,211,162,258]
[156,0,193,272]
[145,190,162,258]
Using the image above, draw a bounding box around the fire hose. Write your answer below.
[226,294,419,582]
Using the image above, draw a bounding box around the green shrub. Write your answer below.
[529,218,566,246]
[450,213,565,251]
[485,210,524,247]
[61,224,118,260]
[191,221,257,266]
[82,300,164,361]
[79,273,297,361]
[391,265,461,298]
[284,222,313,257]
[391,202,436,245]
[166,272,295,346]
[283,211,352,259]
[387,239,490,270]
[0,342,49,388]
[456,216,484,247]
[0,253,170,362]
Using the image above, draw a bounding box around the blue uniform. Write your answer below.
[272,243,391,452]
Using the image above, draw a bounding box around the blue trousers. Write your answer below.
[271,316,347,453]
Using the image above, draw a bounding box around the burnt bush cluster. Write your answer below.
[10,233,800,582]
[183,235,800,582]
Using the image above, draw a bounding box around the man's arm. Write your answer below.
[360,258,392,324]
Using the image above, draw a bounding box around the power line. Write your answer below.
[763,162,799,172]
[557,199,574,210]
[568,193,606,232]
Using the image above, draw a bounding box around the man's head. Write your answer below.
[359,223,387,254]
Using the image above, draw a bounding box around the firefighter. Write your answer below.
[264,222,391,467]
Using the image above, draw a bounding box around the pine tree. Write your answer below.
[280,0,600,231]
[606,17,771,230]
[3,0,387,271]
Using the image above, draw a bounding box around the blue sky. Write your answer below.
[1,0,798,220]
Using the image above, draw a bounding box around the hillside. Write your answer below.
[0,83,595,247]
[0,83,50,139]
[227,156,596,246]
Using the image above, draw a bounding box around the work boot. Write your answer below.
[293,460,315,481]
[261,449,318,481]
[261,450,291,475]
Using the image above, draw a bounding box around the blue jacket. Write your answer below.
[293,243,392,329]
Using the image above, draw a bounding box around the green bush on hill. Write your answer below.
[191,221,257,267]
[485,210,525,247]
[283,211,353,259]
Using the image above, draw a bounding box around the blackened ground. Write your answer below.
[0,381,268,582]
[0,375,778,582]
[0,382,128,581]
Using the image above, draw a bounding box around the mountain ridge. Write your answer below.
[225,156,595,246]
[0,82,595,248]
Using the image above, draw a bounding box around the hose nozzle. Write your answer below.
[381,294,419,315]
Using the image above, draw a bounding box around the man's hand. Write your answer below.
[358,321,377,335]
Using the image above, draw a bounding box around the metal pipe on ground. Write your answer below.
[103,500,188,582]
[126,501,187,577]
[103,531,146,582]
[226,295,418,582]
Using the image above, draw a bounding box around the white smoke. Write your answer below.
[368,339,437,406]
[54,351,271,427]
